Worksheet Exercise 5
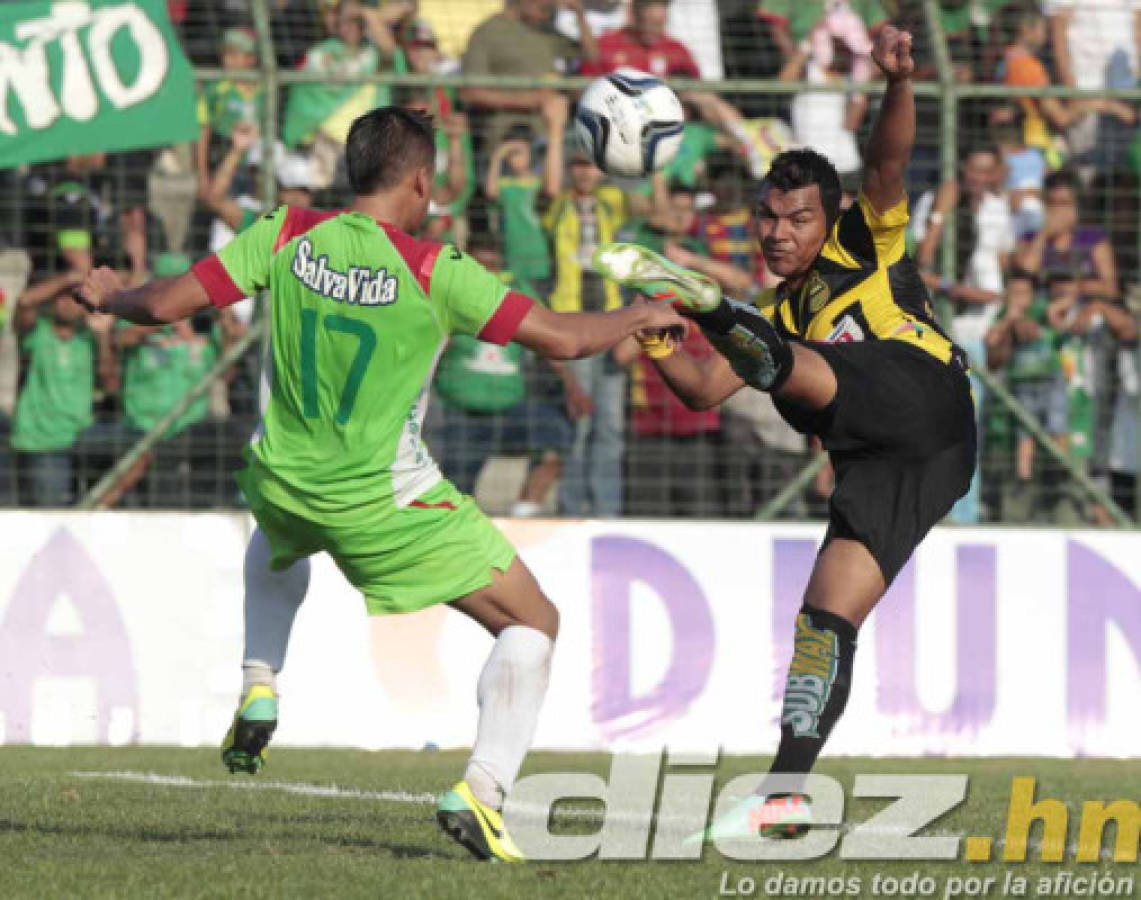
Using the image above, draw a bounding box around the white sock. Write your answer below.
[241,528,310,691]
[464,625,553,810]
[241,661,276,696]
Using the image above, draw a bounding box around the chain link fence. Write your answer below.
[2,0,1139,525]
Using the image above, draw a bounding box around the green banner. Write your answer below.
[0,0,199,167]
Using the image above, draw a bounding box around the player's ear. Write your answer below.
[414,166,432,201]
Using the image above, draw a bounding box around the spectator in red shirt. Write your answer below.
[584,0,700,78]
[584,0,758,169]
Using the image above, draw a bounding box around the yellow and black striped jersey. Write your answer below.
[757,192,965,368]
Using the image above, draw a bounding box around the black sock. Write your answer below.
[691,298,793,392]
[762,605,858,792]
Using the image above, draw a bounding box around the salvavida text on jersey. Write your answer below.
[291,237,398,307]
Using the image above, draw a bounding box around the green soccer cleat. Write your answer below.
[437,781,525,863]
[594,242,722,313]
[685,793,813,846]
[221,684,278,775]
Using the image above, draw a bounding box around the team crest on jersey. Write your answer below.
[291,237,398,307]
[804,270,832,314]
[825,314,865,344]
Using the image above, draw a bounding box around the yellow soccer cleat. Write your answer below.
[221,684,278,775]
[436,781,525,862]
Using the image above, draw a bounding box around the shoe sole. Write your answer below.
[437,809,497,862]
[222,719,276,775]
[596,245,720,313]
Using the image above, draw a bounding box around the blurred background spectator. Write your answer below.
[430,234,577,515]
[544,148,629,517]
[461,0,595,154]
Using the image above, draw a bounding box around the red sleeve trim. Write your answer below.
[756,11,789,24]
[478,291,534,346]
[191,255,245,308]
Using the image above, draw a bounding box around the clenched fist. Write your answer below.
[872,26,915,83]
[74,266,124,314]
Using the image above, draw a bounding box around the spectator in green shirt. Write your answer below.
[10,248,115,506]
[432,234,582,515]
[282,0,411,188]
[111,253,244,508]
[196,27,265,199]
[985,271,1069,499]
[484,112,565,296]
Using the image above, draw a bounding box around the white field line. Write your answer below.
[66,771,1113,859]
[71,770,436,804]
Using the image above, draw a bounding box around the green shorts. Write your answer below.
[237,463,516,616]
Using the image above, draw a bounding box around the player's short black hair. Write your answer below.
[761,149,843,227]
[346,106,436,196]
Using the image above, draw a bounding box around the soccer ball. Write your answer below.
[573,68,685,178]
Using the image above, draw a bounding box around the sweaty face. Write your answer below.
[757,184,831,280]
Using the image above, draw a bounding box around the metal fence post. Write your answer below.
[251,0,279,215]
[924,0,958,284]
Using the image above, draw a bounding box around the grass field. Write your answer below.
[0,748,1136,899]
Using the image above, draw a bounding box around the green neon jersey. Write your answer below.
[192,206,533,518]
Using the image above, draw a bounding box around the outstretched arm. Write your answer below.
[76,267,211,325]
[512,302,689,360]
[862,26,916,215]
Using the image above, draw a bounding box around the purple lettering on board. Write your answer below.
[875,545,997,733]
[591,536,714,740]
[0,527,139,743]
[1067,540,1141,735]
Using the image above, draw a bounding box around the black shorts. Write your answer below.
[775,340,977,585]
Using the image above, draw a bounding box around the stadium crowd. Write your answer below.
[2,0,1140,523]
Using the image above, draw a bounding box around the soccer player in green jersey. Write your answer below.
[77,106,686,863]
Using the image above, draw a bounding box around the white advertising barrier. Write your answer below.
[0,514,1138,756]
